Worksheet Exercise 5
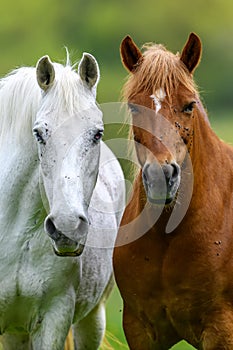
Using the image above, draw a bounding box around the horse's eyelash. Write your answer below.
[182,101,196,113]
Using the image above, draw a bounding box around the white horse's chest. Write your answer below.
[0,224,79,328]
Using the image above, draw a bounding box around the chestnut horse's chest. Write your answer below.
[114,220,233,346]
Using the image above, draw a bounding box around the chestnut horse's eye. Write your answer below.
[128,103,140,115]
[133,134,141,143]
[182,101,196,115]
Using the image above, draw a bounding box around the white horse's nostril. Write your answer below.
[44,217,60,239]
[78,215,88,224]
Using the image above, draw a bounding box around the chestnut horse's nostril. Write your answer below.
[142,163,149,184]
[170,163,180,181]
[163,163,180,186]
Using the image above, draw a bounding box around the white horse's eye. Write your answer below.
[33,128,46,144]
[33,125,50,145]
[93,130,103,142]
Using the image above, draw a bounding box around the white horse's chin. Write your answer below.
[52,241,85,257]
[50,237,85,257]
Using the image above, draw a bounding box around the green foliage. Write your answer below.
[1,0,233,115]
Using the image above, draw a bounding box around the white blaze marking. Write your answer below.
[150,88,166,113]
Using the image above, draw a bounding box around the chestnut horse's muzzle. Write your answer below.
[142,161,180,205]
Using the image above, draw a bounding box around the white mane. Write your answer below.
[0,67,41,144]
[0,58,94,145]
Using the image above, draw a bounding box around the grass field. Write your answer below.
[104,114,233,350]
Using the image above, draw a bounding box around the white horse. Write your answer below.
[0,52,125,349]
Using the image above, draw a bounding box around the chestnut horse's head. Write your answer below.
[121,33,202,206]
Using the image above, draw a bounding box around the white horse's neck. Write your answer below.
[0,140,45,240]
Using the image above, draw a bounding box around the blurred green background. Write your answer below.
[1,0,233,349]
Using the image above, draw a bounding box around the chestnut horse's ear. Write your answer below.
[120,35,143,73]
[180,33,202,74]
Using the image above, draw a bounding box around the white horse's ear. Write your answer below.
[36,55,55,91]
[78,53,100,89]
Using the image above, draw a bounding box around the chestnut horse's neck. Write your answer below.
[191,105,229,189]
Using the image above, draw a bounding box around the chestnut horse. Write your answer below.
[113,33,233,349]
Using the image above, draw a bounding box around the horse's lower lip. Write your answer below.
[53,244,85,257]
[148,196,173,205]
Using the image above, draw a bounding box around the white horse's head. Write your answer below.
[33,53,103,256]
